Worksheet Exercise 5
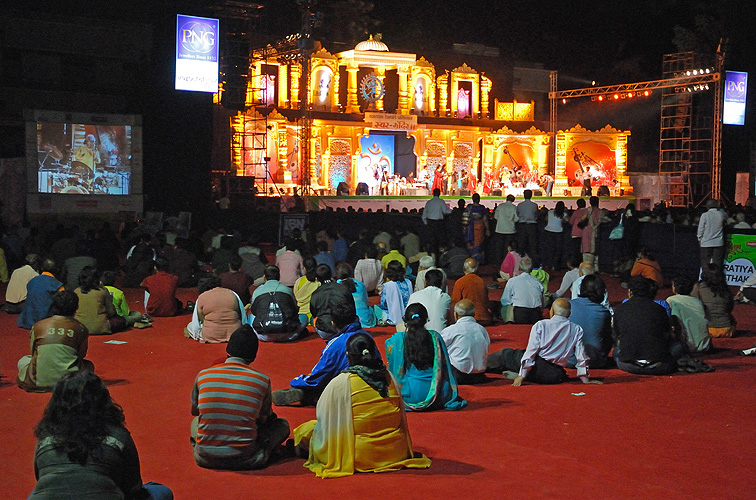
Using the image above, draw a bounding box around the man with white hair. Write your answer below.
[440,299,490,384]
[500,257,544,324]
[570,261,610,309]
[414,254,447,292]
[487,298,601,386]
[450,258,492,325]
[407,269,451,333]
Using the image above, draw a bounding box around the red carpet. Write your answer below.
[2,273,755,499]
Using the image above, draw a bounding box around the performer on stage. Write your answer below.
[468,169,478,194]
[432,164,446,194]
[580,166,593,197]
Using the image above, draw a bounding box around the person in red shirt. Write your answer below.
[141,257,181,317]
[450,258,492,325]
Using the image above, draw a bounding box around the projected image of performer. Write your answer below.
[73,134,101,176]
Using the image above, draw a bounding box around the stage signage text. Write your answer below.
[364,112,418,131]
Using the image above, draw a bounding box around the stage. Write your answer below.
[305,194,635,212]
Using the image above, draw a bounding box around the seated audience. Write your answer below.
[219,254,254,304]
[294,332,431,478]
[185,276,246,343]
[273,303,376,407]
[309,264,357,339]
[167,237,199,288]
[62,239,97,291]
[335,261,376,328]
[613,277,682,375]
[238,236,267,286]
[451,258,492,325]
[439,237,470,280]
[381,238,407,270]
[414,254,447,292]
[28,371,172,500]
[375,260,413,328]
[123,234,156,288]
[191,326,290,470]
[501,257,544,324]
[551,257,579,300]
[567,275,613,369]
[275,239,304,287]
[18,258,64,329]
[487,299,599,386]
[735,268,756,305]
[17,290,93,392]
[101,271,144,327]
[440,299,490,384]
[529,257,550,303]
[74,266,123,335]
[293,257,321,326]
[210,236,236,277]
[141,257,181,317]
[250,265,305,342]
[407,269,451,332]
[667,275,712,355]
[497,240,522,282]
[4,253,41,313]
[694,265,736,338]
[384,303,466,411]
[630,247,664,288]
[571,262,611,309]
[313,240,336,274]
[354,245,384,295]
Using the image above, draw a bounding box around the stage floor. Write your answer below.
[307,195,635,212]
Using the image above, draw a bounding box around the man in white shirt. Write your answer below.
[492,194,518,266]
[486,298,601,386]
[501,257,544,324]
[354,245,384,295]
[552,257,580,301]
[407,269,451,333]
[697,199,726,273]
[414,255,447,292]
[440,299,490,384]
[4,254,41,313]
[422,188,451,258]
[570,261,611,309]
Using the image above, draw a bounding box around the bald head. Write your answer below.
[551,298,571,318]
[578,262,594,276]
[463,258,479,274]
[454,299,476,318]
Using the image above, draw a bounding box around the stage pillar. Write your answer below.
[346,63,360,113]
[375,67,386,112]
[290,63,301,109]
[397,65,410,114]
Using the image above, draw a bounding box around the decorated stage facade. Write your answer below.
[219,36,632,199]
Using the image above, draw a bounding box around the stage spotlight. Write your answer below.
[643,90,650,96]
[598,95,604,101]
[705,68,710,74]
[686,71,691,76]
[613,94,619,100]
[627,92,633,98]
[562,98,567,104]
[705,84,709,90]
[591,81,596,86]
[693,70,698,75]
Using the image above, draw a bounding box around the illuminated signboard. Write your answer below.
[175,14,219,92]
[723,71,748,126]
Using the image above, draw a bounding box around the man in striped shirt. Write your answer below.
[191,325,290,470]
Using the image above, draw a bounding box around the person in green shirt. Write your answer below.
[101,271,144,327]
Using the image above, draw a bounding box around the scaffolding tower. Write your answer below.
[658,52,716,207]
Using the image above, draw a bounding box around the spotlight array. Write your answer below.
[589,90,653,102]
[674,84,710,93]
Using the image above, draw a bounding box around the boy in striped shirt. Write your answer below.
[191,325,290,469]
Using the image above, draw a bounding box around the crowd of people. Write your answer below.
[2,190,755,494]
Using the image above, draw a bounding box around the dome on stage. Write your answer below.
[355,35,389,52]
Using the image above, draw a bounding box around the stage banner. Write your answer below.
[175,14,219,92]
[723,71,748,126]
[725,234,756,285]
[279,213,309,246]
[364,112,417,131]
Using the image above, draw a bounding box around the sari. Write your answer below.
[293,373,431,478]
[384,330,467,411]
[464,203,488,262]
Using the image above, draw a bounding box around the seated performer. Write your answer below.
[293,332,431,478]
[486,298,600,386]
[273,303,375,407]
[17,290,93,393]
[191,326,290,471]
[440,299,490,384]
[384,303,467,411]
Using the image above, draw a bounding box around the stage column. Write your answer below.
[375,67,386,111]
[290,63,301,109]
[346,63,360,113]
[397,65,410,114]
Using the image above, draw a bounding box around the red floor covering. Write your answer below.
[1,273,755,500]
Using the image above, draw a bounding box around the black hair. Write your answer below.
[229,254,243,271]
[402,303,434,371]
[264,264,281,282]
[628,276,654,299]
[100,271,117,287]
[385,260,406,282]
[578,275,606,304]
[472,193,481,203]
[589,196,599,207]
[365,245,378,259]
[315,263,332,283]
[701,264,729,297]
[41,258,57,274]
[672,275,694,296]
[77,266,100,294]
[576,198,586,208]
[317,240,329,252]
[303,257,318,282]
[331,301,357,331]
[425,269,443,288]
[638,247,656,261]
[554,201,566,218]
[524,189,533,199]
[34,371,126,465]
[51,290,79,316]
[346,332,384,370]
[155,257,169,272]
[198,275,222,294]
[334,262,356,293]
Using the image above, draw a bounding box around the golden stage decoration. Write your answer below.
[494,99,535,121]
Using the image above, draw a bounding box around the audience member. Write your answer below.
[451,258,492,325]
[551,257,579,301]
[123,234,156,288]
[630,247,664,288]
[4,253,41,313]
[101,271,144,327]
[250,265,304,342]
[697,199,726,273]
[422,188,451,258]
[220,254,254,304]
[18,258,64,329]
[667,275,712,355]
[542,200,567,270]
[309,264,357,339]
[293,332,431,477]
[516,190,539,262]
[414,254,447,292]
[567,275,612,369]
[62,239,97,291]
[141,257,181,317]
[335,261,376,329]
[440,299,490,384]
[381,238,407,270]
[385,303,467,410]
[191,326,290,470]
[17,290,93,392]
[497,240,522,283]
[354,245,384,295]
[293,257,321,326]
[185,276,246,343]
[492,194,518,267]
[74,266,122,335]
[375,260,413,328]
[694,265,735,338]
[168,237,199,288]
[238,236,267,285]
[487,299,599,386]
[275,239,304,287]
[500,257,544,324]
[407,269,451,332]
[313,240,336,274]
[568,198,587,262]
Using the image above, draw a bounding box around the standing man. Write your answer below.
[697,199,726,273]
[492,194,518,267]
[191,326,290,470]
[422,188,451,259]
[516,189,539,262]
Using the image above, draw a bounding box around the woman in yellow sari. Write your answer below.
[293,332,431,478]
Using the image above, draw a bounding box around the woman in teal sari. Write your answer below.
[384,303,467,411]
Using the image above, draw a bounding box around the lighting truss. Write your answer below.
[549,72,721,99]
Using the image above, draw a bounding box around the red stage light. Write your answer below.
[598,95,604,101]
[613,94,619,100]
[643,90,650,96]
[627,92,633,98]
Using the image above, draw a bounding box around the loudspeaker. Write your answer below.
[597,186,610,196]
[533,190,543,196]
[356,182,369,195]
[491,189,502,196]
